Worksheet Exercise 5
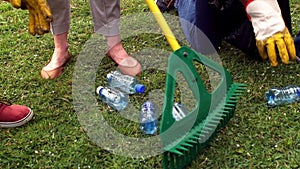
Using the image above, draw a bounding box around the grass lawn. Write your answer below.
[1,0,300,168]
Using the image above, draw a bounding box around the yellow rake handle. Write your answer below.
[144,0,181,51]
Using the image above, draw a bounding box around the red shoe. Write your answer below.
[0,101,33,128]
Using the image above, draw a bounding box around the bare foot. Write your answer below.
[107,43,142,76]
[43,47,70,71]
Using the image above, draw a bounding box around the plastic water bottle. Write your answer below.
[172,102,188,121]
[265,85,300,106]
[96,86,129,111]
[107,71,145,94]
[139,100,158,135]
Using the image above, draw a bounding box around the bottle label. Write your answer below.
[140,101,158,135]
[265,86,300,106]
[107,71,137,94]
[101,88,121,103]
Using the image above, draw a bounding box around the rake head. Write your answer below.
[159,46,247,169]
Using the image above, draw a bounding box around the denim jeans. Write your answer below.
[174,0,196,43]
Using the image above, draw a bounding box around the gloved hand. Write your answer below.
[4,0,53,36]
[245,0,296,66]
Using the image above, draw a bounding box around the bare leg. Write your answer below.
[43,32,70,71]
[106,35,128,63]
[40,32,70,79]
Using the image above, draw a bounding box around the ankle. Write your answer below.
[107,43,129,63]
[53,45,69,59]
[43,49,70,71]
[54,32,68,49]
[106,35,121,50]
[55,45,69,54]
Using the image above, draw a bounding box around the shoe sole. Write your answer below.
[0,108,34,128]
[41,54,71,79]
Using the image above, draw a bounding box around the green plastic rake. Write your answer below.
[144,0,247,168]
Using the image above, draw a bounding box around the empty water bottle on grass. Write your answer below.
[107,71,145,94]
[96,86,129,111]
[139,100,158,135]
[265,85,300,107]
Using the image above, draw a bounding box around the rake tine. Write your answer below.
[233,89,246,94]
[228,94,240,98]
[235,86,247,91]
[236,83,248,88]
[229,93,244,97]
[204,123,219,128]
[181,142,194,147]
[170,149,184,155]
[176,146,189,152]
[200,129,211,135]
[186,139,198,144]
[210,116,225,121]
[204,119,219,125]
[233,83,247,88]
[202,127,217,133]
[231,85,246,90]
[206,119,222,125]
[228,98,240,103]
[190,134,202,140]
[223,106,233,111]
[193,132,207,140]
[225,103,236,107]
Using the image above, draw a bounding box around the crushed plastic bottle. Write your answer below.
[96,86,129,111]
[172,102,189,121]
[139,100,158,135]
[107,71,145,94]
[265,85,300,106]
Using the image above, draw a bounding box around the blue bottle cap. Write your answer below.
[135,84,145,94]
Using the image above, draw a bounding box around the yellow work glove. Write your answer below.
[4,0,53,36]
[245,0,296,67]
